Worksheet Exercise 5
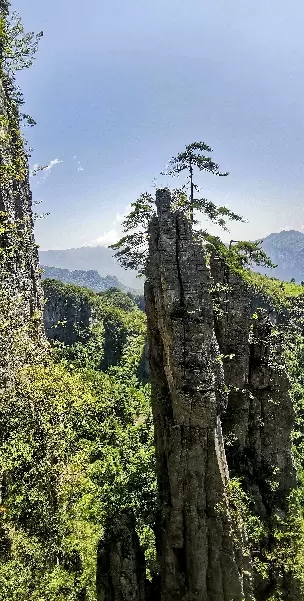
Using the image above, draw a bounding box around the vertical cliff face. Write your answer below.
[43,280,93,344]
[96,511,147,601]
[144,189,247,601]
[0,78,42,318]
[210,256,297,599]
[0,74,44,382]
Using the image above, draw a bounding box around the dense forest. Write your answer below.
[0,282,155,600]
[2,2,304,601]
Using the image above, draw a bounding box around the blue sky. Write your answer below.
[13,0,304,250]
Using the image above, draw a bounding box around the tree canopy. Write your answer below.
[0,6,42,75]
[110,141,275,275]
[162,141,231,223]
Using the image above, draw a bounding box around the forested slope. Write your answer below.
[1,282,155,600]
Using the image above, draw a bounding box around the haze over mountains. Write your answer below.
[39,246,141,290]
[256,230,304,282]
[39,230,304,289]
[40,266,130,293]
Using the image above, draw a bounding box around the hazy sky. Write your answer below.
[13,0,304,250]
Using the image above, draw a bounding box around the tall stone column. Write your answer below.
[145,189,247,601]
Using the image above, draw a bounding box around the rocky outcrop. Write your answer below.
[0,72,45,383]
[210,255,298,600]
[96,511,147,601]
[42,279,93,344]
[42,280,148,376]
[144,189,248,601]
[95,190,300,600]
[0,77,42,319]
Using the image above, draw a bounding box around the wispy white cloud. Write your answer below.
[87,204,131,248]
[89,229,119,247]
[30,158,63,181]
[45,158,62,171]
[76,159,84,172]
[114,204,131,223]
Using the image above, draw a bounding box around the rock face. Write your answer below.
[42,279,93,345]
[144,189,247,601]
[96,511,146,601]
[0,74,45,382]
[42,280,135,371]
[210,256,297,599]
[0,76,42,318]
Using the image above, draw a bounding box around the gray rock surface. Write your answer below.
[0,77,43,320]
[0,75,45,382]
[96,510,146,601]
[0,69,46,578]
[210,254,298,600]
[145,189,247,601]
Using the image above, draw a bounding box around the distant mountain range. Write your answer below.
[41,266,129,293]
[39,246,141,290]
[39,230,304,290]
[258,230,304,282]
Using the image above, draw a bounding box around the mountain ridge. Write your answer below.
[39,245,141,290]
[40,266,132,293]
[39,229,304,289]
[258,229,304,282]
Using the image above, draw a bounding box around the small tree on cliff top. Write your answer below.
[110,141,275,275]
[162,141,240,226]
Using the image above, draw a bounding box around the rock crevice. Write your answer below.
[145,189,246,601]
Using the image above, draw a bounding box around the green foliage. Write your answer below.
[0,10,42,75]
[109,192,155,274]
[163,141,229,177]
[43,280,147,375]
[162,141,238,225]
[225,478,266,556]
[0,253,155,600]
[98,287,138,311]
[0,293,155,600]
[243,271,304,308]
[225,479,304,598]
[196,231,276,272]
[0,2,43,188]
[227,240,277,270]
[0,360,155,600]
[111,143,272,278]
